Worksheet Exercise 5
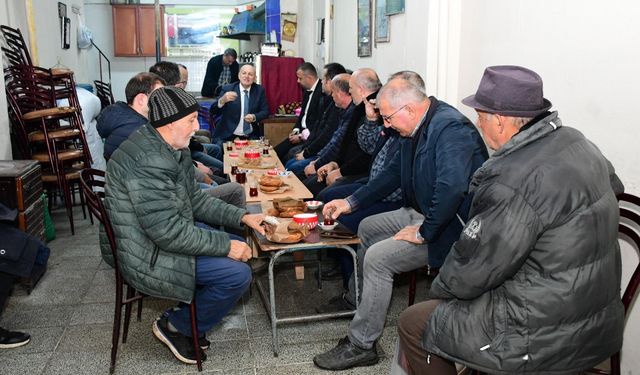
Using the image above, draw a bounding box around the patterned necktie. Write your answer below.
[242,89,251,134]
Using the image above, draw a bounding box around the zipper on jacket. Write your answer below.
[426,353,431,364]
[150,246,160,269]
[480,344,491,351]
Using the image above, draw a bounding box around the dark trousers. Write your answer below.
[303,174,365,198]
[397,300,456,375]
[274,138,305,161]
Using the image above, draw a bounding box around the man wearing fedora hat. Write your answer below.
[395,65,625,374]
[105,86,266,365]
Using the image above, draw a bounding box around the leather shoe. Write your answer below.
[313,336,379,370]
[315,293,356,314]
[314,265,343,281]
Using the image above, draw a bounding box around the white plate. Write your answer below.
[319,222,338,231]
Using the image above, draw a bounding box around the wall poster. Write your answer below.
[358,0,372,57]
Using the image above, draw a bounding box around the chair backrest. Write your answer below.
[618,193,640,315]
[0,25,32,66]
[93,80,115,110]
[80,168,120,271]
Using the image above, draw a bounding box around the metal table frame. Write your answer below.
[254,244,360,356]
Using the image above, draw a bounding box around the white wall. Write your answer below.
[332,0,429,80]
[330,0,640,371]
[456,0,640,196]
[296,0,325,71]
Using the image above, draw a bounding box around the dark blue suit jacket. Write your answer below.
[210,82,269,141]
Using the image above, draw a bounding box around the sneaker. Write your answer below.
[315,293,356,314]
[152,316,207,365]
[198,336,210,350]
[313,336,379,370]
[0,327,30,349]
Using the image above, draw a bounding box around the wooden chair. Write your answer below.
[0,25,32,66]
[94,80,115,110]
[407,266,439,307]
[79,168,203,373]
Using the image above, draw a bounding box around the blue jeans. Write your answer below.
[168,255,251,337]
[192,143,224,172]
[285,157,316,175]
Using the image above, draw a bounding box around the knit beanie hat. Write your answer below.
[147,86,200,128]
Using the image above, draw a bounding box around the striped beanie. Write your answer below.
[147,86,199,128]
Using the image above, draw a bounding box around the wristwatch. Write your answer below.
[415,230,424,243]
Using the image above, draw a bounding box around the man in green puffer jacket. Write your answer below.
[105,86,265,366]
[396,66,625,375]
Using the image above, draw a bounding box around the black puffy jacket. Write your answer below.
[425,112,624,374]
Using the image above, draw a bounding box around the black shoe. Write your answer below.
[152,317,207,365]
[198,336,210,350]
[313,336,379,370]
[0,327,30,349]
[314,265,343,281]
[315,293,356,314]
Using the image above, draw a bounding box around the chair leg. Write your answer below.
[136,296,143,322]
[122,285,135,343]
[189,301,202,371]
[110,280,124,374]
[611,352,620,375]
[408,270,417,307]
[78,181,87,219]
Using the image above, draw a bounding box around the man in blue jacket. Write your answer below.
[210,64,269,142]
[97,72,165,159]
[313,75,488,371]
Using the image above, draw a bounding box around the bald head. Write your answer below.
[331,73,353,109]
[378,77,428,109]
[349,68,381,105]
[388,70,426,93]
[238,64,256,88]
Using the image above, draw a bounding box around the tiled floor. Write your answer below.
[0,206,431,375]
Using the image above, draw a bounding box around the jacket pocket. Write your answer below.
[488,288,507,352]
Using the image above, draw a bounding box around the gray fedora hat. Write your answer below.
[462,65,552,117]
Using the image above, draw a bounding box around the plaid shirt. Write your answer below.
[218,65,232,86]
[370,136,402,202]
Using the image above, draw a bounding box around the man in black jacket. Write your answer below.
[274,62,324,160]
[283,63,346,173]
[303,68,381,196]
[200,48,239,97]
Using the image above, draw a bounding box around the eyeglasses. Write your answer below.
[381,104,408,123]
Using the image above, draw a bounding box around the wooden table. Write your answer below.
[248,203,360,356]
[223,143,313,203]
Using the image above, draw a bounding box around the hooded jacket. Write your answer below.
[96,102,147,159]
[425,112,624,374]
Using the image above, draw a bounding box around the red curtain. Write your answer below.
[260,56,304,114]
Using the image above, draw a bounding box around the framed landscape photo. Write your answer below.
[358,0,372,57]
[375,0,389,43]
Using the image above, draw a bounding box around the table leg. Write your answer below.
[293,251,305,280]
[269,251,280,356]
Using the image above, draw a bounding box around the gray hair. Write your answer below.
[353,68,382,92]
[389,70,426,92]
[332,73,351,94]
[378,76,428,108]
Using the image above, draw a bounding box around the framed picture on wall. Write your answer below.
[385,0,405,15]
[358,0,372,57]
[375,0,389,43]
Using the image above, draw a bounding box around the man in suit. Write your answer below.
[210,64,269,142]
[201,48,239,97]
[274,62,325,160]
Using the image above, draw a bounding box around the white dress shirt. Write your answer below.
[233,85,252,136]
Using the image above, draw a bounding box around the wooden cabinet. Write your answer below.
[112,5,165,57]
[0,160,44,241]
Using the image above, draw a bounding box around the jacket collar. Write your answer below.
[470,111,562,191]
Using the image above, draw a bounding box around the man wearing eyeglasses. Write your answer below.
[313,74,488,371]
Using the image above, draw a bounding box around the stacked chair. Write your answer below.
[94,79,115,110]
[2,24,89,234]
